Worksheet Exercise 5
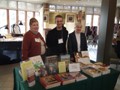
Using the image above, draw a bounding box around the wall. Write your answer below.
[44,11,86,34]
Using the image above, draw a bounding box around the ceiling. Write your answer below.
[8,0,120,7]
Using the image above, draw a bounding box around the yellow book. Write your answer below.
[20,61,34,81]
[58,61,66,73]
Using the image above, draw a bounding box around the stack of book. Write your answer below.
[40,75,61,89]
[82,67,101,78]
[69,72,87,82]
[93,62,110,75]
[55,72,75,85]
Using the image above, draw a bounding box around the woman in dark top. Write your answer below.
[68,22,87,62]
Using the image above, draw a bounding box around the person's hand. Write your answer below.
[70,57,75,62]
[112,38,117,45]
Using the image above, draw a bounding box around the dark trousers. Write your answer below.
[114,41,120,58]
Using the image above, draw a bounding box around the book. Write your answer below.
[82,67,101,78]
[91,63,110,75]
[55,73,75,85]
[20,60,34,81]
[94,62,110,69]
[45,55,58,75]
[60,54,70,71]
[69,63,80,72]
[97,67,110,75]
[40,75,61,89]
[58,61,66,73]
[69,72,87,82]
[38,67,48,77]
[60,54,70,61]
[74,52,82,62]
[80,62,88,69]
[81,51,89,58]
[29,55,45,71]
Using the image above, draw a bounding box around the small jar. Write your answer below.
[26,67,35,87]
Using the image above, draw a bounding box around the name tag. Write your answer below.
[58,38,63,44]
[35,38,40,42]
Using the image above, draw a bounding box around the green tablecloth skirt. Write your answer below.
[13,67,120,90]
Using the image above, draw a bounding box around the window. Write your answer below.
[93,15,99,26]
[56,5,63,10]
[9,1,17,9]
[49,5,56,12]
[86,15,92,26]
[35,12,41,31]
[9,10,16,33]
[18,11,25,34]
[18,2,26,10]
[0,9,7,35]
[35,12,40,21]
[27,3,34,11]
[27,12,33,30]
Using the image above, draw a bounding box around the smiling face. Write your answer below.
[29,18,39,33]
[55,15,63,30]
[75,23,82,33]
[56,17,63,29]
[30,22,39,33]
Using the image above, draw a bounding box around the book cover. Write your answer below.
[91,63,111,75]
[45,55,58,75]
[58,61,66,73]
[60,54,70,72]
[29,55,45,71]
[55,73,75,85]
[40,75,61,89]
[97,67,110,75]
[81,51,89,58]
[74,52,82,62]
[69,72,87,82]
[69,63,80,72]
[38,67,48,77]
[20,61,34,81]
[82,67,101,78]
[60,54,70,61]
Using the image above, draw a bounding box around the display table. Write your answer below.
[0,38,22,64]
[13,67,120,90]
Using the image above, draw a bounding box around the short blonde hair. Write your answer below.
[75,22,82,27]
[29,18,38,26]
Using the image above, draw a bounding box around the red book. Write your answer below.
[55,72,75,85]
[40,75,61,89]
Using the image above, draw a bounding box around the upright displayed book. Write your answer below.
[74,52,82,62]
[20,60,34,81]
[81,51,89,58]
[60,54,70,61]
[29,55,45,71]
[55,72,75,85]
[60,54,70,71]
[77,51,91,65]
[69,72,87,82]
[58,61,66,73]
[68,63,80,72]
[40,75,61,89]
[29,55,47,77]
[82,67,101,78]
[45,55,58,75]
